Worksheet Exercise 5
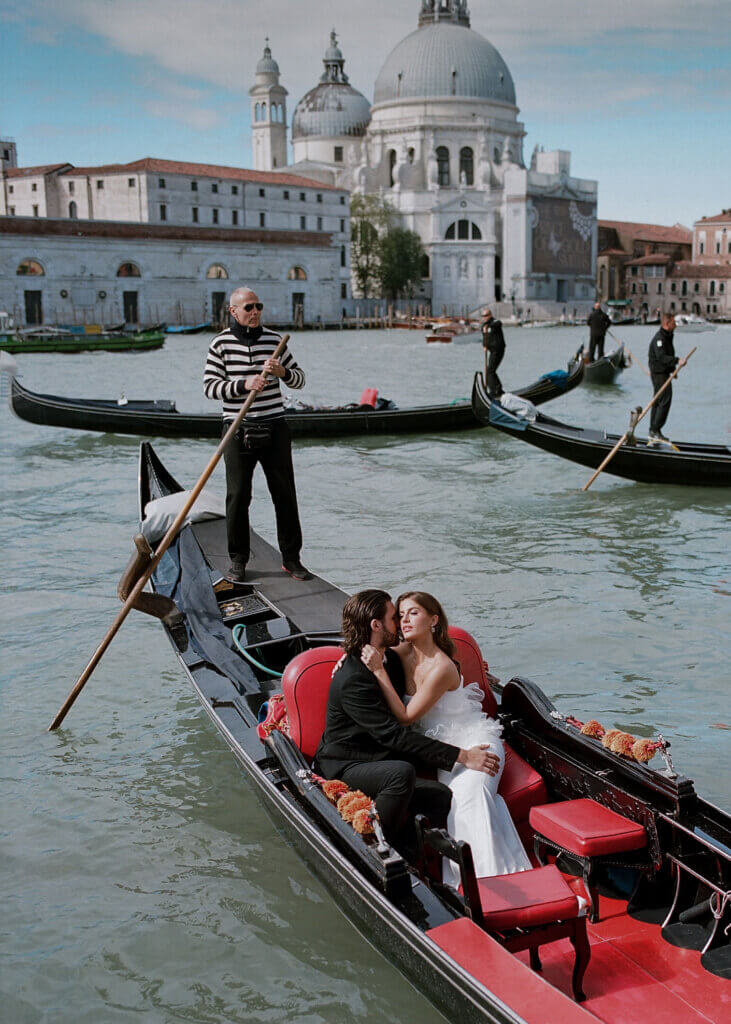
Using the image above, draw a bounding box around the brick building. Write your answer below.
[595,220,692,306]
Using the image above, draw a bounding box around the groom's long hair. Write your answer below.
[341,589,392,656]
[396,591,460,670]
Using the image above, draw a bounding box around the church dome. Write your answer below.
[373,18,516,106]
[256,40,279,76]
[292,31,371,140]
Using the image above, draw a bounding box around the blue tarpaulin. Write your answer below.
[538,369,569,385]
[488,403,530,431]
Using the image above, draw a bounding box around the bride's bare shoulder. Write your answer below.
[430,651,461,690]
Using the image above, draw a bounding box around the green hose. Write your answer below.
[232,624,282,678]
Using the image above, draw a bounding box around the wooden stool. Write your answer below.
[530,798,648,923]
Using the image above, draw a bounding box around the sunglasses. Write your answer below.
[243,302,263,311]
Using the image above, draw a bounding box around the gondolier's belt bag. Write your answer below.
[237,421,272,449]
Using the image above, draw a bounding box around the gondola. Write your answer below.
[166,323,214,334]
[136,440,730,1023]
[3,358,584,440]
[472,373,731,487]
[573,345,628,385]
[0,327,166,355]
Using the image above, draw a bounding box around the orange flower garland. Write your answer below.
[609,732,636,756]
[352,808,376,835]
[601,729,622,749]
[322,779,349,804]
[580,719,605,739]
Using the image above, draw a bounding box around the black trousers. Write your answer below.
[338,759,452,858]
[222,417,302,564]
[485,346,505,397]
[588,335,606,361]
[650,373,672,433]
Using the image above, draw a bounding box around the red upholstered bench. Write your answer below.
[416,817,590,1002]
[529,798,649,923]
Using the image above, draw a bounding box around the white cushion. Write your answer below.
[142,487,225,543]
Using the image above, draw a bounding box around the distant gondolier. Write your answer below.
[648,313,686,444]
[586,302,611,362]
[203,287,310,582]
[481,308,505,397]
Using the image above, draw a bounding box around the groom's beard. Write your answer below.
[381,628,399,648]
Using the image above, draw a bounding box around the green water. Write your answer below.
[1,325,729,1023]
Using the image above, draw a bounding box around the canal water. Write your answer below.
[1,324,729,1023]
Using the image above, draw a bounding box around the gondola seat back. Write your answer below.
[281,645,343,761]
[448,626,498,718]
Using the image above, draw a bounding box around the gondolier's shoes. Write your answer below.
[224,558,247,583]
[648,430,669,446]
[282,559,312,581]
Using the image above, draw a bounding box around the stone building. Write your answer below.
[693,210,731,266]
[260,2,598,314]
[595,220,692,315]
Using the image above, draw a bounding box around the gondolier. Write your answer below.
[481,308,505,397]
[203,287,310,582]
[586,302,611,361]
[648,313,686,444]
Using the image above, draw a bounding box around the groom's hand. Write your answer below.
[458,745,499,776]
[361,644,384,673]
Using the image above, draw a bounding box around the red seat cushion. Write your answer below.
[498,744,548,823]
[448,625,498,718]
[530,798,648,857]
[476,865,579,930]
[281,646,342,760]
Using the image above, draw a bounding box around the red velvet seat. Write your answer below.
[281,645,342,761]
[476,864,580,931]
[529,798,649,922]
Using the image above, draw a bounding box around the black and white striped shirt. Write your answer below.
[203,323,305,420]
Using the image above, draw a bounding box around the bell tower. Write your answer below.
[249,40,288,171]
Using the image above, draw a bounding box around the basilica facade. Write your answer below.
[252,1,598,313]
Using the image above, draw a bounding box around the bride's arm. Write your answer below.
[361,646,458,723]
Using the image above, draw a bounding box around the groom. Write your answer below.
[314,589,499,858]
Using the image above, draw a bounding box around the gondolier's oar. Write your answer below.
[608,329,650,378]
[582,345,696,492]
[48,335,290,731]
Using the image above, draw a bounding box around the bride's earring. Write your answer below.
[431,624,436,633]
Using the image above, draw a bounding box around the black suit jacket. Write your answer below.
[314,651,460,776]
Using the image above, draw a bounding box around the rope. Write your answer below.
[231,625,282,678]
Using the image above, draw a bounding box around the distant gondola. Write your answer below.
[166,323,214,334]
[472,372,731,486]
[573,344,628,385]
[3,358,584,440]
[135,440,731,1023]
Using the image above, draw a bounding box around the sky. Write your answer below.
[2,0,729,227]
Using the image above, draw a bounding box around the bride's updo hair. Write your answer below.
[396,591,459,670]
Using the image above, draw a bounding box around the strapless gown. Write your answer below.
[411,682,531,886]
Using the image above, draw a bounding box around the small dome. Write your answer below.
[256,40,279,75]
[374,21,516,106]
[292,83,371,139]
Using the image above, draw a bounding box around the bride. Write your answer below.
[361,590,531,886]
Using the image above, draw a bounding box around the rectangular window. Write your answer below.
[341,282,347,298]
[212,183,218,193]
[699,242,704,254]
[340,195,345,205]
[657,282,663,293]
[96,180,104,189]
[191,181,198,191]
[283,190,289,200]
[31,182,38,191]
[259,212,265,227]
[212,208,219,224]
[631,267,637,276]
[159,204,167,221]
[159,177,166,188]
[340,245,346,267]
[334,146,343,163]
[232,210,238,225]
[317,193,322,203]
[232,185,238,195]
[128,178,135,187]
[317,216,323,231]
[68,181,75,194]
[716,242,721,254]
[8,185,13,194]
[32,204,39,216]
[192,206,199,222]
[300,192,306,201]
[694,282,699,292]
[340,218,345,232]
[641,283,647,293]
[300,215,306,229]
[8,206,14,215]
[259,188,265,198]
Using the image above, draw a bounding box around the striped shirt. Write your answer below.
[203,324,305,420]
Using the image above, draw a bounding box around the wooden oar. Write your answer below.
[582,345,696,492]
[48,334,290,731]
[607,329,651,378]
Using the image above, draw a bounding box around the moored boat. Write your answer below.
[3,358,584,440]
[0,326,166,354]
[166,323,214,334]
[471,372,731,486]
[136,440,731,1023]
[674,315,718,334]
[574,345,628,385]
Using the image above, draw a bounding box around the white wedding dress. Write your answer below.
[410,681,532,887]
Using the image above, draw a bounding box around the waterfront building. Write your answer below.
[693,209,731,266]
[596,220,692,318]
[264,2,598,314]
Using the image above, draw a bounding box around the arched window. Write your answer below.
[388,149,397,187]
[420,253,430,278]
[681,280,687,295]
[444,220,482,241]
[436,146,450,186]
[255,103,260,121]
[709,280,716,296]
[287,266,307,280]
[206,264,228,279]
[493,146,501,163]
[459,147,474,185]
[261,101,267,120]
[407,147,415,164]
[68,200,77,219]
[16,258,44,276]
[117,262,141,277]
[272,103,278,121]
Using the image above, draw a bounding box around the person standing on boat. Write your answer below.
[315,590,499,860]
[648,312,686,443]
[586,301,611,361]
[481,308,505,397]
[203,287,310,582]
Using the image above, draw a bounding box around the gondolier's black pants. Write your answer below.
[485,345,505,397]
[222,416,302,565]
[588,336,606,361]
[336,759,452,860]
[650,373,672,434]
